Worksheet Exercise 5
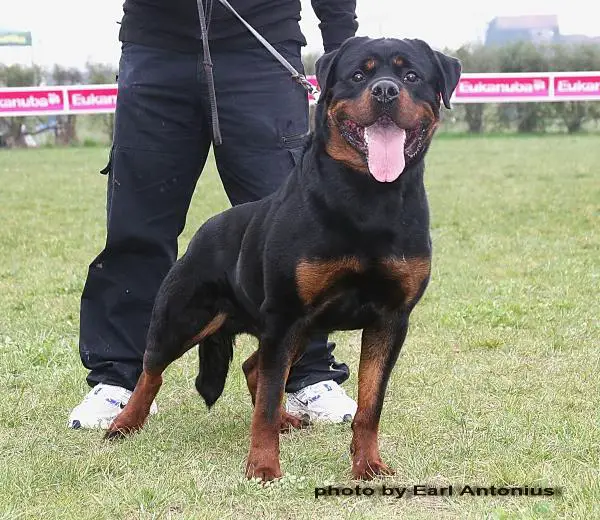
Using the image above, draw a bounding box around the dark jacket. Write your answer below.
[119,0,358,53]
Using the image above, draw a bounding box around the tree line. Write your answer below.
[1,41,600,146]
[449,41,600,133]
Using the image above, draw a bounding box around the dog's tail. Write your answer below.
[194,330,234,408]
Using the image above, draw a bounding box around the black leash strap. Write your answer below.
[196,0,222,145]
[216,0,319,96]
[196,0,320,145]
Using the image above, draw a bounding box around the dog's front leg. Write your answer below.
[245,316,306,482]
[351,313,409,480]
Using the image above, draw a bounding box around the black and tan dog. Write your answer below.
[106,36,461,481]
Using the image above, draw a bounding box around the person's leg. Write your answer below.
[71,43,212,427]
[210,41,352,420]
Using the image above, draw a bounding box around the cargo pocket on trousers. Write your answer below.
[100,145,115,219]
[282,131,310,167]
[100,145,114,175]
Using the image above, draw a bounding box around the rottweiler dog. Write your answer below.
[106,36,461,482]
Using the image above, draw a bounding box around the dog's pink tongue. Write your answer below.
[365,121,406,182]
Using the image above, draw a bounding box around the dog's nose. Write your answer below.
[371,79,400,103]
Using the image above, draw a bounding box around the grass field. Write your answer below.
[0,135,598,519]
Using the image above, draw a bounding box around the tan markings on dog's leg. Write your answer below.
[246,325,308,480]
[243,350,304,433]
[381,257,431,306]
[295,256,362,305]
[351,324,396,480]
[105,370,162,439]
[246,364,292,481]
[242,350,259,405]
[186,312,227,346]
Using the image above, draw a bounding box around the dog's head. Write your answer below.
[315,37,461,182]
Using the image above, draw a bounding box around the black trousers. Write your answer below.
[79,41,350,393]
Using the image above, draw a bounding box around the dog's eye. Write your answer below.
[352,71,365,82]
[403,71,419,83]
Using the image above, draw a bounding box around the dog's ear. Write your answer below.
[409,39,462,109]
[432,50,462,109]
[315,49,340,101]
[315,37,370,102]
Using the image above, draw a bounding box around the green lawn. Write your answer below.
[0,135,598,519]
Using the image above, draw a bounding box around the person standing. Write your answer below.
[69,0,359,429]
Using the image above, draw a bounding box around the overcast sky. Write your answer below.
[1,0,599,67]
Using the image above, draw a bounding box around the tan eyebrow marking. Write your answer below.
[363,58,377,71]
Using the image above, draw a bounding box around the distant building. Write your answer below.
[485,15,560,46]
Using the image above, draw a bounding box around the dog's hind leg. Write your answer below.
[105,311,228,440]
[105,263,229,439]
[104,368,163,440]
[105,315,229,440]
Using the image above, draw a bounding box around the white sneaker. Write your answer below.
[67,383,157,430]
[285,380,357,424]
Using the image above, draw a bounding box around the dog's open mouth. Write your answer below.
[339,116,427,182]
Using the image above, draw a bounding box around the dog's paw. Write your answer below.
[279,411,306,433]
[104,423,137,441]
[104,427,129,441]
[351,458,395,480]
[103,416,143,441]
[245,457,282,482]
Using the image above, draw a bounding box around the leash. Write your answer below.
[216,0,319,97]
[196,0,222,145]
[195,0,319,145]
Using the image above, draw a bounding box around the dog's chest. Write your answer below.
[295,255,430,326]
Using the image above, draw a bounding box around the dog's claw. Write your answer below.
[103,417,142,440]
[104,428,127,441]
[246,463,283,482]
[279,411,306,433]
[352,459,395,480]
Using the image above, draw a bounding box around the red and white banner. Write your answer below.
[0,84,117,117]
[1,73,599,117]
[0,87,66,116]
[454,74,550,102]
[553,74,600,99]
[455,71,600,103]
[67,86,118,113]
